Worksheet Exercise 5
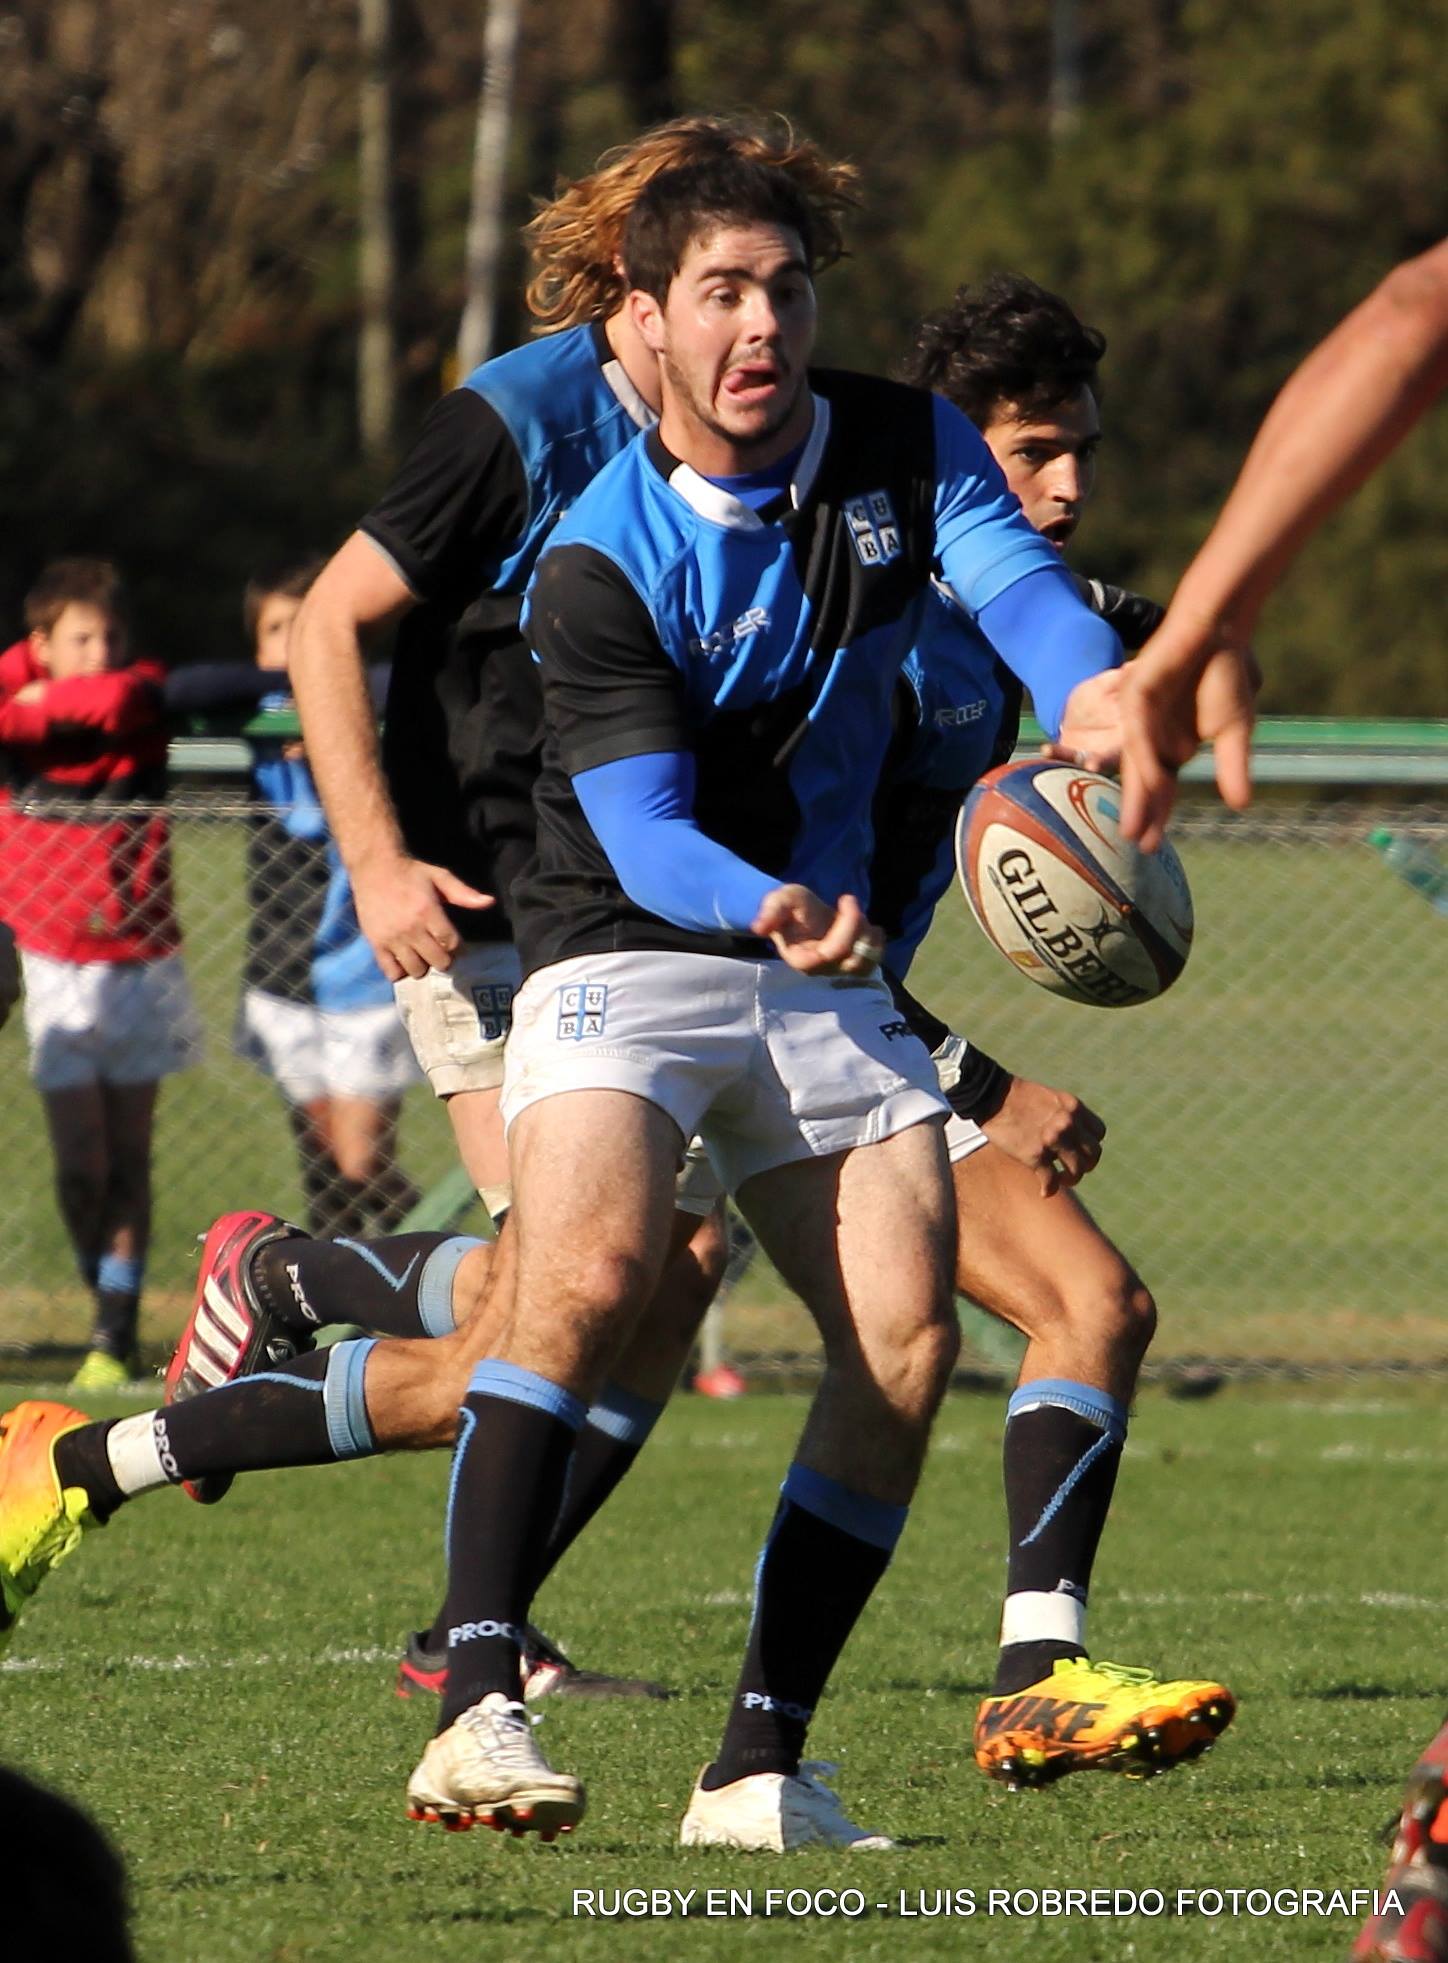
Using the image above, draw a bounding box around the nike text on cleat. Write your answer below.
[405,1693,585,1836]
[1355,1727,1448,1961]
[393,1622,673,1703]
[0,1402,99,1650]
[973,1657,1236,1787]
[679,1762,894,1852]
[163,1211,308,1504]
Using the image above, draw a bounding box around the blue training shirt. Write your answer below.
[515,371,1089,975]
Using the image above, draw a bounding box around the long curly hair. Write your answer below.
[524,114,859,331]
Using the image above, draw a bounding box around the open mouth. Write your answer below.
[1040,516,1078,549]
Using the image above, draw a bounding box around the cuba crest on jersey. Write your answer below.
[843,490,902,568]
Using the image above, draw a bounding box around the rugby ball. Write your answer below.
[955,761,1193,1007]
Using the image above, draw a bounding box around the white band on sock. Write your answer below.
[105,1412,171,1497]
[999,1590,1087,1652]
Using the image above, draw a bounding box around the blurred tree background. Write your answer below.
[1,0,1443,706]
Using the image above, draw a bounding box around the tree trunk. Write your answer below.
[456,0,523,377]
[357,0,399,459]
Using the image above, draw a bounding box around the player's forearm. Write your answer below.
[1162,241,1448,651]
[288,592,406,875]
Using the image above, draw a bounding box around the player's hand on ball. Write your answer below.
[352,849,494,981]
[1041,667,1126,774]
[753,887,884,977]
[982,1075,1106,1196]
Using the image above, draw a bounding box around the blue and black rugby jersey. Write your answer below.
[359,321,654,939]
[871,572,1160,978]
[516,370,1064,974]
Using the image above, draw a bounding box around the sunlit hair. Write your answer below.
[24,558,126,636]
[525,114,857,331]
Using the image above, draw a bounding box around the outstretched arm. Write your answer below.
[1121,236,1448,847]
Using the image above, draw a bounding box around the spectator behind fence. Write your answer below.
[164,562,420,1239]
[0,559,201,1388]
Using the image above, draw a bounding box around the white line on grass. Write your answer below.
[0,1643,395,1677]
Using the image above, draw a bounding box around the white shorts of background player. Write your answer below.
[500,949,947,1190]
[19,949,202,1092]
[234,987,421,1106]
[393,942,523,1097]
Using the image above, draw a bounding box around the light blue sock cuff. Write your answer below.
[467,1360,586,1431]
[586,1382,665,1447]
[324,1338,378,1460]
[1007,1377,1127,1440]
[97,1253,144,1295]
[417,1236,484,1339]
[782,1463,908,1554]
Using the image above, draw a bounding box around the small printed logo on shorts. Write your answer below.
[557,981,608,1041]
[844,490,901,567]
[878,1019,912,1041]
[471,982,513,1043]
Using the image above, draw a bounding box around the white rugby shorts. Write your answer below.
[20,949,203,1092]
[931,1031,992,1166]
[235,987,420,1105]
[393,942,522,1097]
[500,949,947,1193]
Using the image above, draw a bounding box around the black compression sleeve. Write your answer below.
[1073,574,1166,652]
[883,969,1012,1122]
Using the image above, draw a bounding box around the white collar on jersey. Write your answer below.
[600,354,658,432]
[664,392,832,531]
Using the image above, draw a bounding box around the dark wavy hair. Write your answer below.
[623,155,834,304]
[903,273,1105,425]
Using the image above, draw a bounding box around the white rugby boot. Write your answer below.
[679,1760,894,1851]
[406,1692,585,1839]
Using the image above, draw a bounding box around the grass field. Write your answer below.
[3,1378,1442,1961]
[3,800,1446,1370]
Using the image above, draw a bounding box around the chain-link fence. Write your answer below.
[1,769,1445,1380]
[0,781,469,1373]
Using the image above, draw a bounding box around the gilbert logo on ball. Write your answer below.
[955,760,1193,1007]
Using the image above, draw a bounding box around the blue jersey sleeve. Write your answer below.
[573,751,775,935]
[975,565,1122,739]
[930,396,1062,615]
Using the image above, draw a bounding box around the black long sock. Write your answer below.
[994,1378,1126,1695]
[253,1232,482,1338]
[704,1464,906,1789]
[419,1381,665,1654]
[91,1290,139,1359]
[53,1339,380,1516]
[436,1362,585,1728]
[90,1253,143,1358]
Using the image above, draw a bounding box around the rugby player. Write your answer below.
[404,152,1127,1850]
[890,274,1232,1785]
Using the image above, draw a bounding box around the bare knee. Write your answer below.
[1061,1260,1157,1365]
[843,1301,960,1426]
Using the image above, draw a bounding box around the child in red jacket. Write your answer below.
[0,560,201,1385]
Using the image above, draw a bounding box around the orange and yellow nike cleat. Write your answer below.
[974,1656,1235,1788]
[0,1401,98,1651]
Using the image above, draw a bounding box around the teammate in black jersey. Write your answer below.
[407,154,1126,1850]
